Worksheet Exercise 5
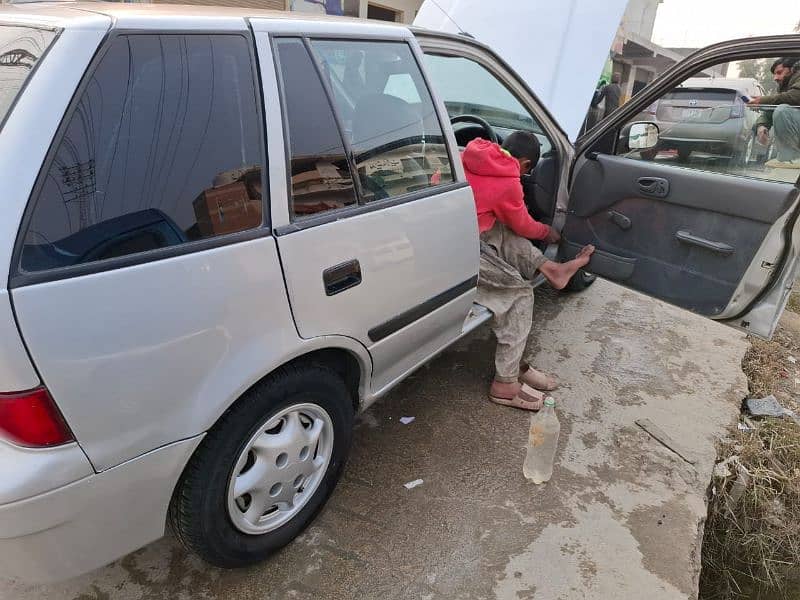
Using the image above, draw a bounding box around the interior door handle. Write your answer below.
[323,259,362,296]
[637,177,669,198]
[676,230,734,255]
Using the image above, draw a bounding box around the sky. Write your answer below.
[651,0,800,48]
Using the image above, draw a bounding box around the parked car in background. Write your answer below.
[0,2,798,585]
[639,77,767,163]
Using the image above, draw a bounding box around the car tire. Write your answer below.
[677,147,692,162]
[168,364,354,568]
[563,269,597,293]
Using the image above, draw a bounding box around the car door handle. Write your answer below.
[637,177,669,198]
[323,259,362,296]
[676,230,734,255]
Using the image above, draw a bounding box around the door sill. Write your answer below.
[365,302,492,405]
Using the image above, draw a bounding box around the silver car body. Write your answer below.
[0,4,484,582]
[0,3,798,584]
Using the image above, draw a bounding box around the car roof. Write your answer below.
[0,1,412,36]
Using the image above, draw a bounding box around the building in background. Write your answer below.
[150,0,423,23]
[607,0,725,103]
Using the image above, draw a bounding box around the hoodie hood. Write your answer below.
[461,138,520,179]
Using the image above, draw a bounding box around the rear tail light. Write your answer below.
[0,387,74,448]
[730,102,744,118]
[644,101,658,115]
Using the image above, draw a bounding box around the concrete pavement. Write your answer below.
[1,279,749,600]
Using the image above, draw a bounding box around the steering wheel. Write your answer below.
[450,114,498,144]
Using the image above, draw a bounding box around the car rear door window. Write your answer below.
[274,38,357,219]
[311,40,454,202]
[19,34,264,274]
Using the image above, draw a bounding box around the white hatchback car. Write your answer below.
[0,2,798,583]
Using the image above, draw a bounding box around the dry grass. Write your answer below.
[700,302,800,599]
[700,419,800,600]
[742,336,789,399]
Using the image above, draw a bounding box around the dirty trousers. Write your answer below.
[476,223,548,383]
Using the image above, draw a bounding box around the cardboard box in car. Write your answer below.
[192,179,262,237]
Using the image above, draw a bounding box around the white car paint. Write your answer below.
[0,1,796,586]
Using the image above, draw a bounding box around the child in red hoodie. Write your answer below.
[463,131,594,411]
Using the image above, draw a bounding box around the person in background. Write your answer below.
[462,132,595,411]
[748,57,800,169]
[583,79,607,133]
[594,73,623,119]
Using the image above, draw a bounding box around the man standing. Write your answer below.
[594,73,623,119]
[748,57,800,168]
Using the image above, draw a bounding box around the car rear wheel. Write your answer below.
[169,364,353,568]
[677,146,692,162]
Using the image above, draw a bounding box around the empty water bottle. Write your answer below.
[523,397,560,484]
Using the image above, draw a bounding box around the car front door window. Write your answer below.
[617,57,800,184]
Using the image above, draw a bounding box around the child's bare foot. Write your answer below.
[538,245,595,290]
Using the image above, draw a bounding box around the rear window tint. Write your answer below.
[0,26,57,128]
[20,34,264,274]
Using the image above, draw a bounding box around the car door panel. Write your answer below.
[565,154,798,316]
[569,156,795,223]
[276,185,479,393]
[261,29,480,395]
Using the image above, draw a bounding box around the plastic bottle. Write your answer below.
[523,397,560,484]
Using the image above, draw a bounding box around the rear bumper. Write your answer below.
[0,435,202,583]
[657,119,745,149]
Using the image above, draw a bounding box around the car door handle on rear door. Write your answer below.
[323,259,362,296]
[637,177,669,198]
[676,230,734,255]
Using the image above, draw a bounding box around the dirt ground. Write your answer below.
[3,279,749,600]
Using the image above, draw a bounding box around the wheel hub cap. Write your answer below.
[227,403,334,535]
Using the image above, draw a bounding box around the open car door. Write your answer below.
[565,36,800,339]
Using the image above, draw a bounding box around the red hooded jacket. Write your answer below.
[461,138,550,240]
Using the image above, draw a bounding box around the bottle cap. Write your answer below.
[544,397,555,407]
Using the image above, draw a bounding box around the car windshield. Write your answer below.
[0,25,57,128]
[422,54,539,133]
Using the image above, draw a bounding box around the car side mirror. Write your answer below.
[628,122,659,150]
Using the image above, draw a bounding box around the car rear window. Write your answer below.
[19,34,264,274]
[0,25,57,128]
[662,89,736,102]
